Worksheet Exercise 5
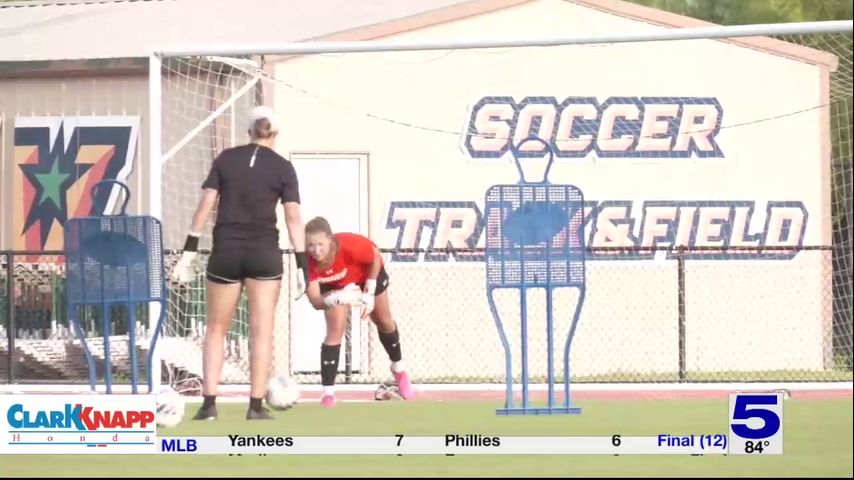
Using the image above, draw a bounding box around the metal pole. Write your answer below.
[6,253,15,383]
[677,247,687,382]
[157,20,853,57]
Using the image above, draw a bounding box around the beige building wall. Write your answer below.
[269,0,835,381]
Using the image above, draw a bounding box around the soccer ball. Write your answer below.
[155,387,185,428]
[266,375,301,410]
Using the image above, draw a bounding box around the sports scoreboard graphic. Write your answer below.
[1,393,784,456]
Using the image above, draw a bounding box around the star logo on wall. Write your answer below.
[18,123,92,248]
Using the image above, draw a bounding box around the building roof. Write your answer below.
[0,0,484,62]
[0,0,838,68]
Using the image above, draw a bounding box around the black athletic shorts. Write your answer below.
[206,248,284,284]
[319,266,390,296]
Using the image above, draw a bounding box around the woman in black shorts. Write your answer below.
[171,106,310,420]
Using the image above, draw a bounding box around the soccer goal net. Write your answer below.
[151,21,852,390]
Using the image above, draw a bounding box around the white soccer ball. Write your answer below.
[266,375,301,410]
[155,387,185,428]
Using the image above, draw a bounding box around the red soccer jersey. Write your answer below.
[308,232,380,289]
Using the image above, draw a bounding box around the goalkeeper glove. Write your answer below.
[323,283,363,309]
[360,279,376,320]
[294,251,310,299]
[171,232,202,284]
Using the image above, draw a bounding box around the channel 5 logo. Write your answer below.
[728,393,784,455]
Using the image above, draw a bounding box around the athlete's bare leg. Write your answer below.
[245,278,281,400]
[193,280,242,420]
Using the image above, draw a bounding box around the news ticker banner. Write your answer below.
[1,393,783,455]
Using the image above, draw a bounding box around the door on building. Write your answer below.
[286,153,368,377]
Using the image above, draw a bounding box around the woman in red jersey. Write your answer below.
[304,216,415,407]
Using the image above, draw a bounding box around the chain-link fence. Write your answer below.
[2,246,850,387]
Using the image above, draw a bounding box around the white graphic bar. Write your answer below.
[158,435,730,455]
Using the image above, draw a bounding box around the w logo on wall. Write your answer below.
[13,116,139,252]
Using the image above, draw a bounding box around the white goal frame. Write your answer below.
[146,19,853,392]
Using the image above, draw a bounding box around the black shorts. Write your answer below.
[206,248,283,284]
[320,266,390,296]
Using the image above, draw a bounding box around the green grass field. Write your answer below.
[2,396,851,478]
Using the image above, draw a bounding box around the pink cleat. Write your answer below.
[393,370,416,400]
[320,395,336,408]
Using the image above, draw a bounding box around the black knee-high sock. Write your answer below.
[320,344,341,386]
[378,328,402,362]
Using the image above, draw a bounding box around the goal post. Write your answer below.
[156,20,853,56]
[149,53,163,392]
[148,19,853,390]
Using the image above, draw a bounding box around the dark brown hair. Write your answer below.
[249,118,275,140]
[305,216,334,236]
